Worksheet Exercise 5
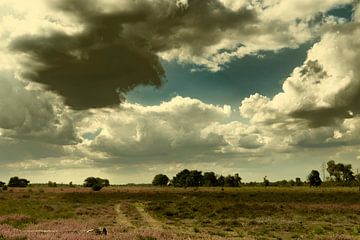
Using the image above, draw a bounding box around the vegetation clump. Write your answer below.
[152,174,169,186]
[83,177,110,191]
[308,170,322,187]
[153,169,242,188]
[8,177,29,188]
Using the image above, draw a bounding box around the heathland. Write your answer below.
[0,186,360,240]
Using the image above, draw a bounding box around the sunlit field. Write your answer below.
[1,186,360,239]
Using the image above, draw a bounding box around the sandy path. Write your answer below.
[114,203,134,229]
[114,201,165,230]
[134,202,164,230]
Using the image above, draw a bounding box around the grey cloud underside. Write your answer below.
[9,0,257,109]
[11,32,164,110]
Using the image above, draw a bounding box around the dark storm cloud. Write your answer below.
[9,0,257,109]
[10,0,165,110]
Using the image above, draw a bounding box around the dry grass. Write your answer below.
[0,186,360,239]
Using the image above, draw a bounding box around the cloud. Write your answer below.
[76,96,230,163]
[1,0,360,183]
[240,18,360,128]
[8,0,165,110]
[3,0,351,110]
[0,71,79,145]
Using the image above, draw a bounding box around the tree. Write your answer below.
[343,164,355,184]
[295,177,302,186]
[263,176,270,187]
[172,169,190,187]
[217,175,225,187]
[8,177,29,187]
[48,181,57,187]
[308,170,322,187]
[203,172,218,187]
[224,174,242,187]
[0,181,5,187]
[188,170,203,187]
[83,177,110,191]
[152,174,169,186]
[172,169,203,187]
[326,160,355,184]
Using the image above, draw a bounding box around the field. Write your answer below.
[0,186,360,240]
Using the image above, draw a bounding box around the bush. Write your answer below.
[8,177,29,187]
[47,181,57,187]
[84,177,110,191]
[152,174,169,186]
[91,184,103,191]
[308,170,322,187]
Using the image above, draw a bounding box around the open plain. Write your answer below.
[1,186,360,239]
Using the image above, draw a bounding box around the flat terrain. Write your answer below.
[1,186,360,239]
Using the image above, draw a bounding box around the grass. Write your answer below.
[0,186,359,239]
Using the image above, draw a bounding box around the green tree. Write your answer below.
[343,164,355,184]
[152,174,169,186]
[263,176,270,187]
[172,169,190,187]
[326,160,355,184]
[217,175,225,187]
[295,177,302,186]
[8,177,29,187]
[83,177,110,191]
[224,174,242,187]
[203,172,218,187]
[48,181,57,187]
[172,169,203,187]
[308,170,322,187]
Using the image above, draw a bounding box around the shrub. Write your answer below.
[47,181,57,187]
[91,184,103,191]
[152,174,169,186]
[8,177,29,187]
[83,177,110,191]
[308,170,322,187]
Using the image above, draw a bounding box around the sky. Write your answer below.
[1,0,360,184]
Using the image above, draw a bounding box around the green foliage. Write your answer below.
[308,170,322,187]
[152,174,169,186]
[47,181,57,187]
[224,174,241,187]
[169,170,242,188]
[313,225,325,235]
[8,177,29,187]
[217,175,225,187]
[263,177,270,187]
[172,169,204,187]
[83,177,110,191]
[91,184,103,191]
[203,172,218,187]
[327,160,355,184]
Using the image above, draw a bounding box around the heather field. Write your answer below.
[0,186,360,240]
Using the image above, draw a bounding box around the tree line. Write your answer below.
[1,160,360,190]
[0,176,110,191]
[152,169,242,187]
[152,160,360,188]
